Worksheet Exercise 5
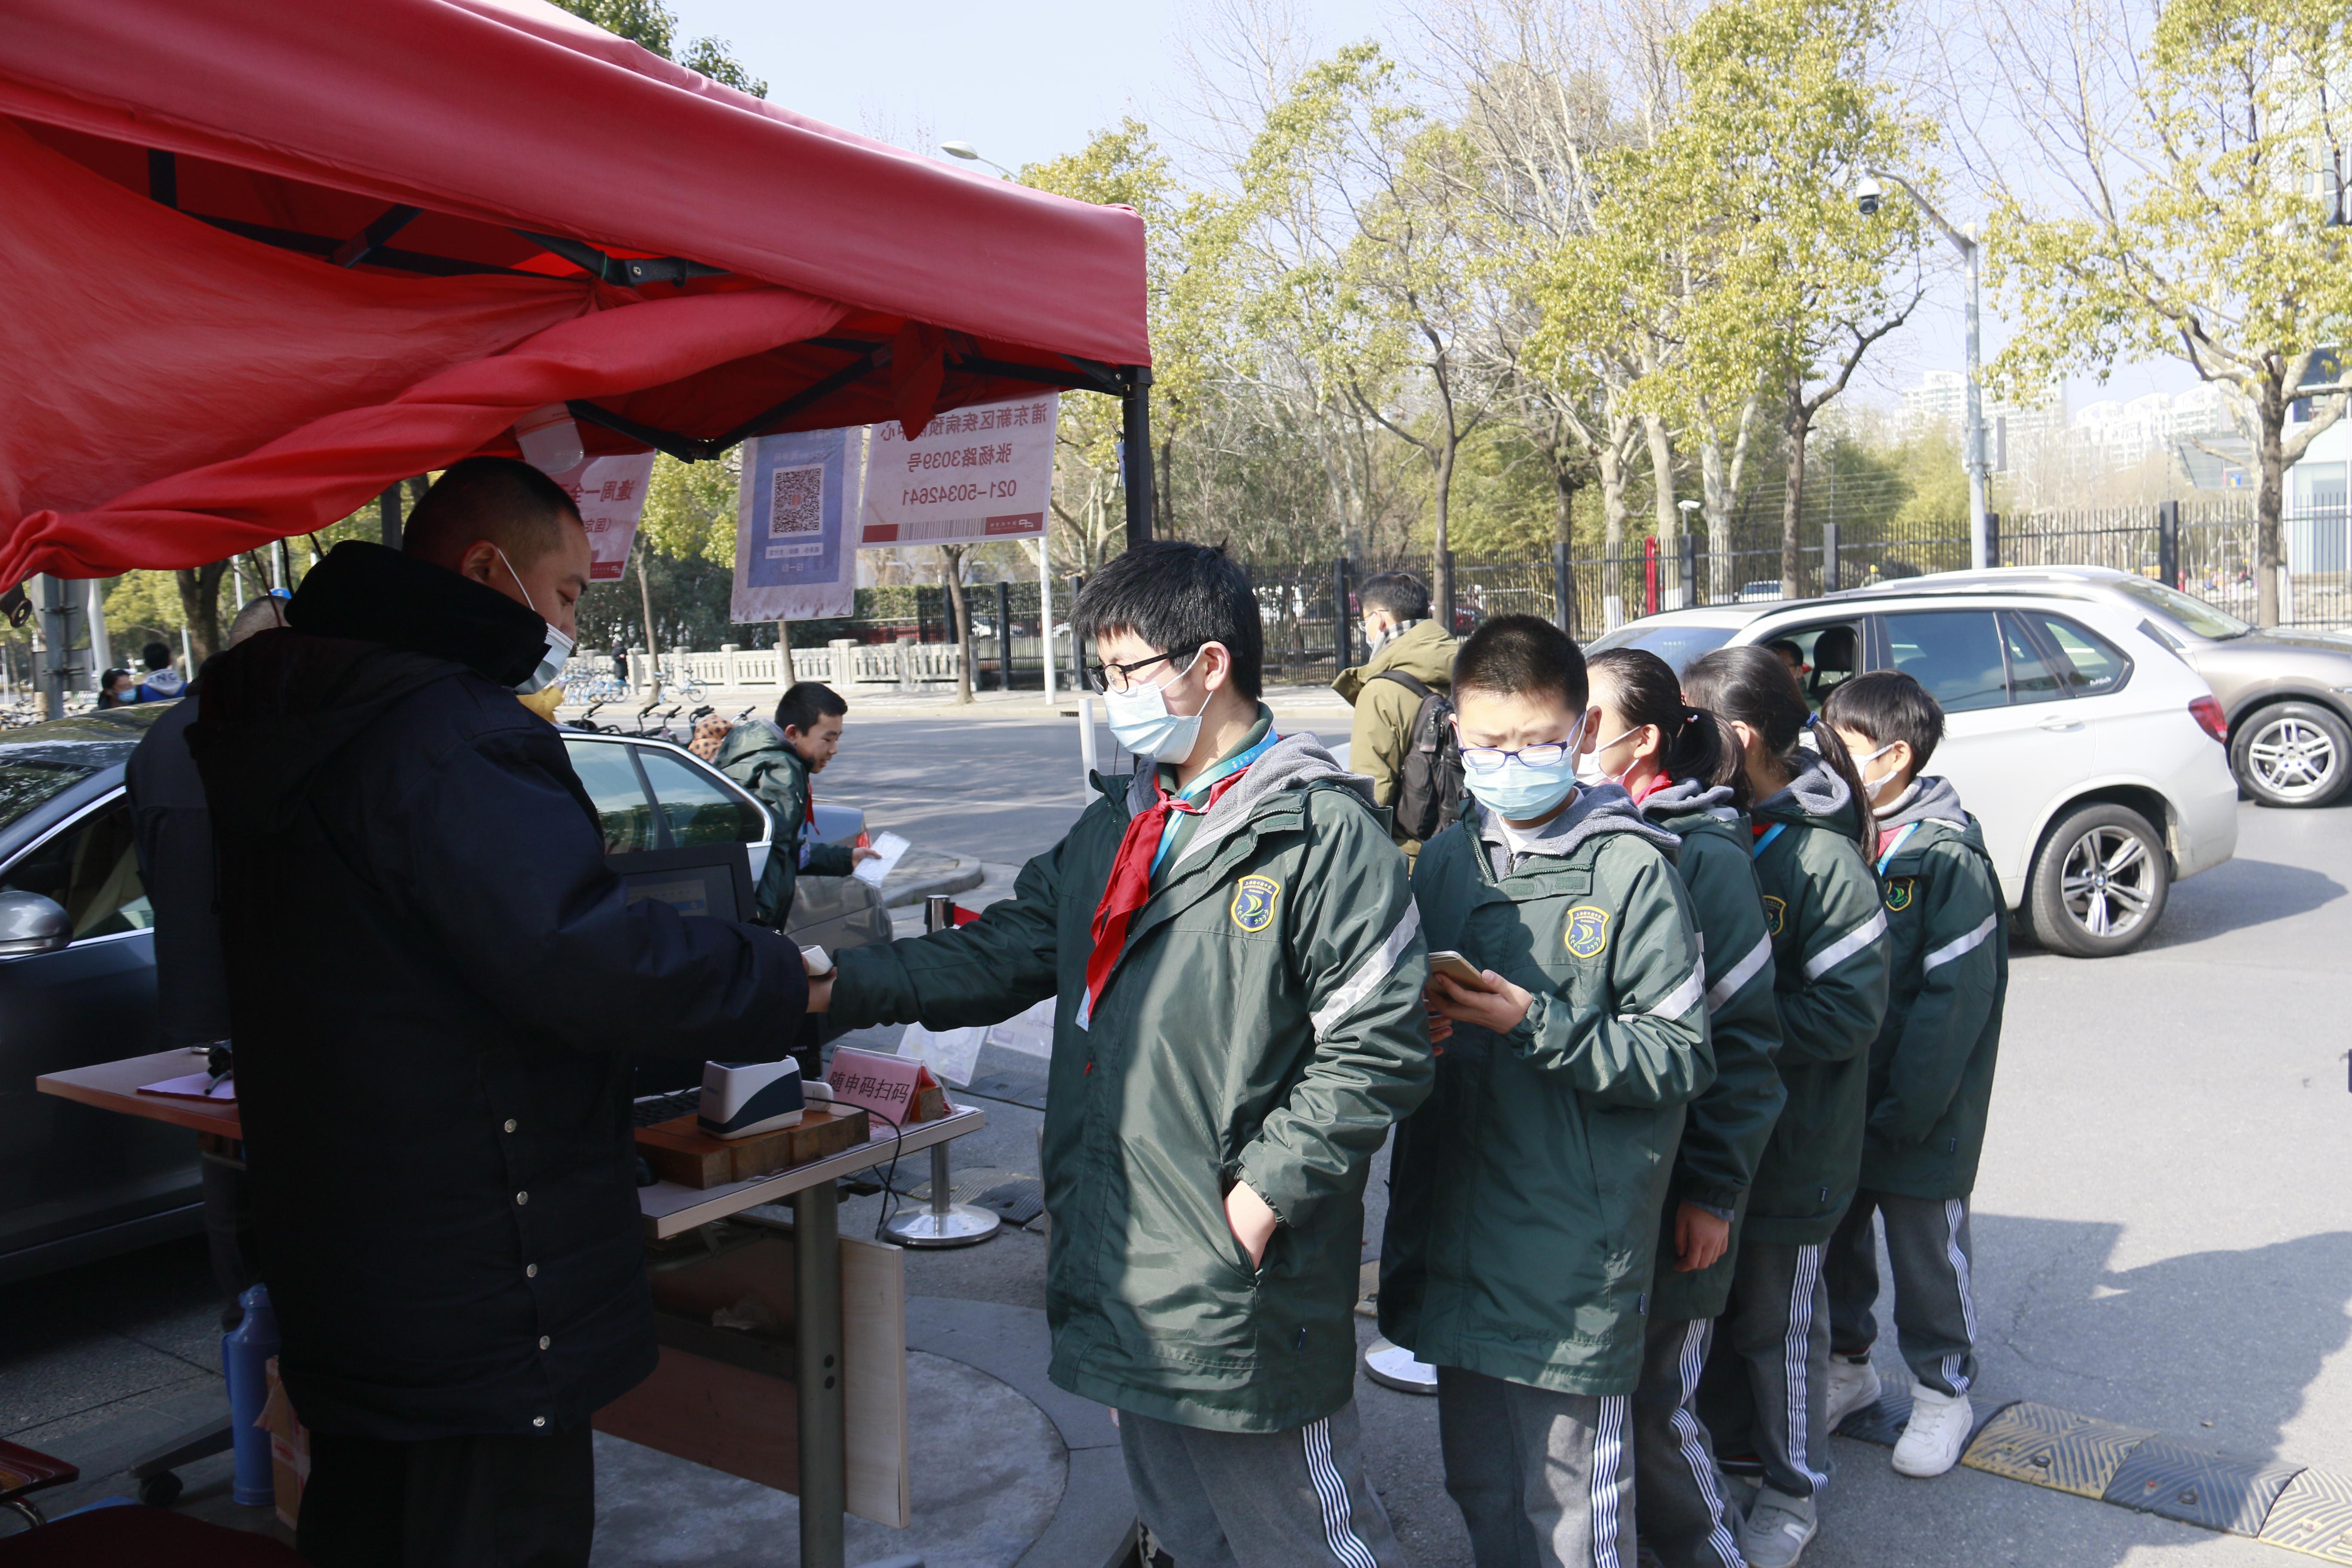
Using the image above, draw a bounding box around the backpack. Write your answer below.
[1372,671,1464,843]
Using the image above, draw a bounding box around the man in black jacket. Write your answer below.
[189,458,806,1568]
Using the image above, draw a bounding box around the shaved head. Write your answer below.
[401,456,583,572]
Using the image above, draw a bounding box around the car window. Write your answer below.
[563,738,661,853]
[2027,613,2133,698]
[0,796,153,940]
[1582,623,1737,673]
[637,750,766,848]
[0,759,93,833]
[1999,611,2067,705]
[2107,576,2251,640]
[1755,621,1865,711]
[1884,610,2008,713]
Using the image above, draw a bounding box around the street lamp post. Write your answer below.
[1861,171,1991,572]
[940,141,1014,178]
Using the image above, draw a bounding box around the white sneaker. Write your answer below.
[1822,1352,1882,1432]
[1892,1384,1974,1477]
[1736,1486,1818,1568]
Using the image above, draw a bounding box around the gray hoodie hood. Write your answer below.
[1755,749,1855,824]
[1121,727,1373,876]
[1473,780,1678,879]
[1639,777,1742,828]
[1874,773,1970,833]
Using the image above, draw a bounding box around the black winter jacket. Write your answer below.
[126,694,229,1049]
[189,543,805,1440]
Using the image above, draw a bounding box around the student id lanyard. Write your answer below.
[1751,823,1786,860]
[1876,822,1920,877]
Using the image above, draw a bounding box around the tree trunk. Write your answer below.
[1431,435,1457,582]
[1645,413,1678,552]
[1781,389,1811,600]
[1548,446,1581,639]
[1158,435,1175,536]
[941,545,974,704]
[2255,398,2284,628]
[632,535,659,692]
[174,563,227,663]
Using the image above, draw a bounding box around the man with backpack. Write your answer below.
[1331,572,1461,862]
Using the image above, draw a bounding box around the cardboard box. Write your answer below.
[260,1355,309,1531]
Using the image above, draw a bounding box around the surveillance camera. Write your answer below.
[1854,174,1884,216]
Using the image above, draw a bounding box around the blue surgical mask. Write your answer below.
[1463,714,1589,820]
[493,545,576,696]
[1102,649,1206,761]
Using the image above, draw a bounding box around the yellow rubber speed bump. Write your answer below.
[2258,1467,2352,1562]
[1961,1401,2153,1498]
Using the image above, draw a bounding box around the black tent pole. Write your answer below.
[1121,368,1155,548]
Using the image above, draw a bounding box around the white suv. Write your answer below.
[1586,588,2239,957]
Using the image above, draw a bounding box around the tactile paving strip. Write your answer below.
[2259,1467,2352,1562]
[1961,1400,2153,1498]
[2101,1436,2302,1535]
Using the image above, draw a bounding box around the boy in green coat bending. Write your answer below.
[809,542,1432,1568]
[1382,616,1715,1567]
[713,681,878,925]
[1820,671,2007,1479]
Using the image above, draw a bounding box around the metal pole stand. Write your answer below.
[883,894,1000,1249]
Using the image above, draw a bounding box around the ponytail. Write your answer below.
[1682,646,1874,853]
[1589,647,1749,809]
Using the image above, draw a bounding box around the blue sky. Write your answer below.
[668,0,2190,416]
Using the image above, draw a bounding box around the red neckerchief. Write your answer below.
[1632,772,1676,805]
[1083,768,1253,1024]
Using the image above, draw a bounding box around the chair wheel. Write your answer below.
[138,1470,183,1507]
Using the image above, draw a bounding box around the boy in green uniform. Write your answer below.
[713,681,878,925]
[808,542,1432,1567]
[1382,616,1714,1567]
[1819,671,2007,1479]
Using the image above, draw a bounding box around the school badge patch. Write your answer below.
[1884,877,1916,913]
[1763,896,1787,936]
[1562,906,1610,959]
[1230,875,1281,934]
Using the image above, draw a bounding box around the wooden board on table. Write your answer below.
[592,1231,909,1528]
[633,1103,870,1189]
[36,1049,244,1137]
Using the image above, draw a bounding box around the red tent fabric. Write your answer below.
[0,0,1149,586]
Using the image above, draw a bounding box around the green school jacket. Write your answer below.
[828,724,1432,1433]
[1744,756,1890,1246]
[1379,791,1713,1396]
[1640,781,1787,1323]
[1860,778,2007,1200]
[714,723,854,925]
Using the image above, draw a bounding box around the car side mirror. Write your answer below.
[0,891,72,957]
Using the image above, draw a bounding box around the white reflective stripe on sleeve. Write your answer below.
[1923,912,1998,972]
[1638,967,1706,1020]
[1801,908,1888,981]
[1309,900,1422,1040]
[1705,933,1774,1014]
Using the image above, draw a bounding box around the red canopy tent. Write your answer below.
[0,0,1154,591]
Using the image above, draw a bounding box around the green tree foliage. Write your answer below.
[1984,0,2351,625]
[550,0,766,96]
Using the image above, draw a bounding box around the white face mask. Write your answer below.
[492,545,574,695]
[1573,726,1640,787]
[1102,649,1208,762]
[1854,740,1903,801]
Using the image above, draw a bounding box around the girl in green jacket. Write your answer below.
[1586,648,1788,1568]
[1680,646,1890,1568]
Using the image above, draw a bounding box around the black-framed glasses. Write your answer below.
[1457,741,1574,773]
[1085,645,1200,695]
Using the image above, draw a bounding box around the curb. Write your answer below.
[1836,1393,2352,1556]
[878,851,984,909]
[903,1297,1136,1568]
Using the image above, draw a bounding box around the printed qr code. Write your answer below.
[769,465,824,536]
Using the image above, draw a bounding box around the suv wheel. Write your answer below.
[2231,701,2350,808]
[2027,802,2169,958]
